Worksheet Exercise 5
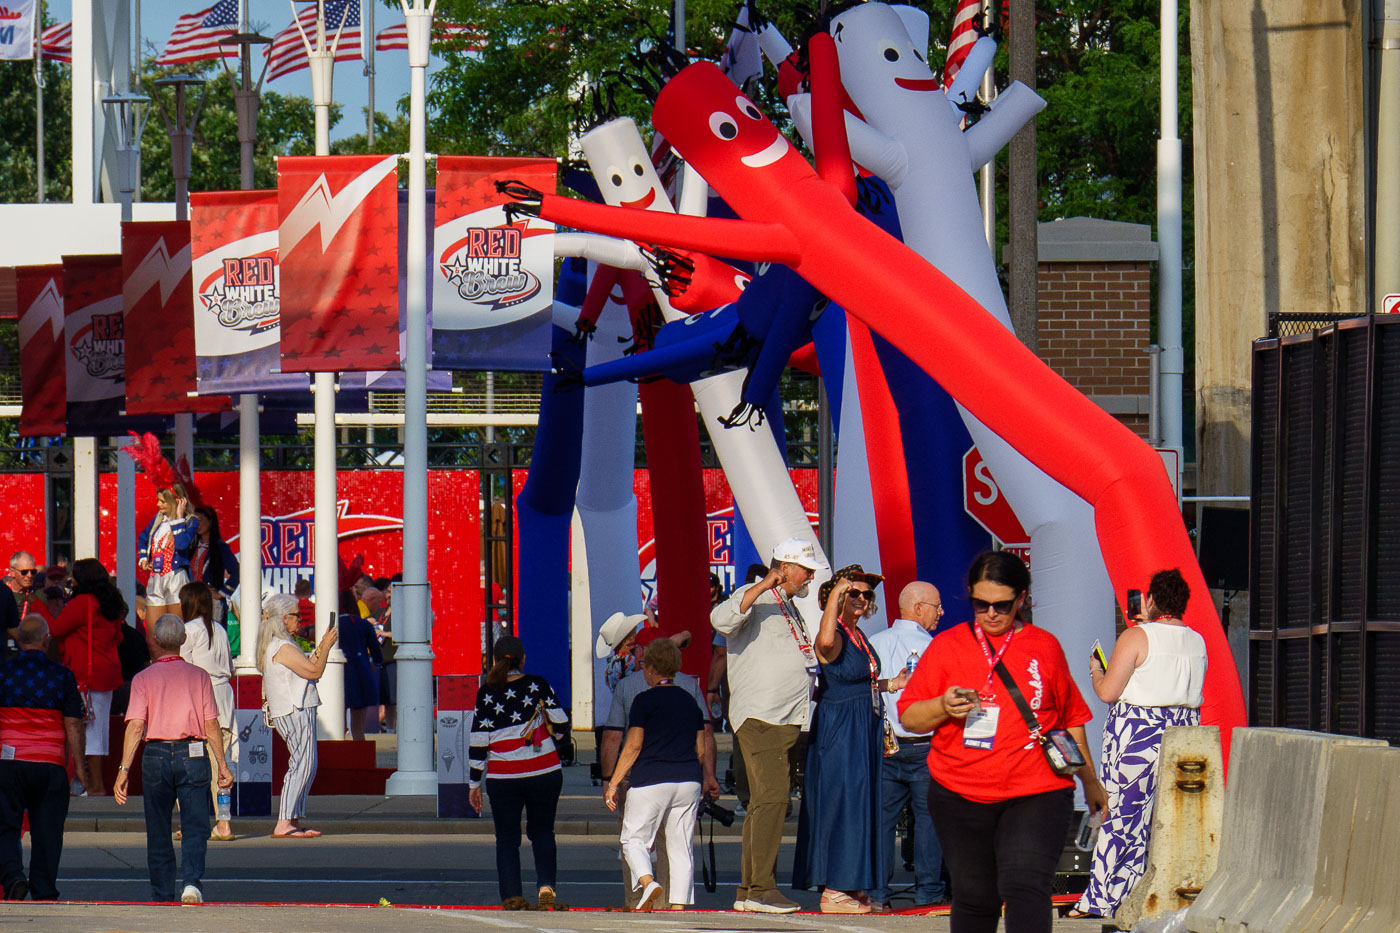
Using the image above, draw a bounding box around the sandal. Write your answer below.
[820,891,871,914]
[271,828,322,838]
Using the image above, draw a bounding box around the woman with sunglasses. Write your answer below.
[792,564,906,914]
[897,551,1106,933]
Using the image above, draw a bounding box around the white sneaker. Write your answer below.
[637,881,663,911]
[181,885,203,904]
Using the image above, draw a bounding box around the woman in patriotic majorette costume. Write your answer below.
[125,433,200,629]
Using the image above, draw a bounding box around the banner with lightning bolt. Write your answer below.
[276,154,401,372]
[16,264,67,437]
[122,220,231,416]
[191,189,310,395]
[63,255,166,436]
[432,156,556,371]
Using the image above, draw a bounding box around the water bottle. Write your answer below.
[905,651,920,674]
[1075,808,1104,851]
[216,790,232,822]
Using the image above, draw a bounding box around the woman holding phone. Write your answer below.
[897,551,1106,933]
[1071,568,1206,920]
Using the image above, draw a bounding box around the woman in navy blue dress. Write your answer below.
[337,589,383,740]
[793,564,908,913]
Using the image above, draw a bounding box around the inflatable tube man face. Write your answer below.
[579,118,671,212]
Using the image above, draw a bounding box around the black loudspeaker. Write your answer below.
[1197,506,1250,591]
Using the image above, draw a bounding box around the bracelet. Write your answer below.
[118,765,130,772]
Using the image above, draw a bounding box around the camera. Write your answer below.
[700,798,735,827]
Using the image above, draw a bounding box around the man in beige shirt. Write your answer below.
[710,537,828,913]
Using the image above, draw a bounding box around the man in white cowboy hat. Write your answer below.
[711,536,829,913]
[596,611,648,698]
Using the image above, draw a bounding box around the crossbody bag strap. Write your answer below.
[994,660,1043,742]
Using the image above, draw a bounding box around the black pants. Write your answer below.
[0,760,70,900]
[486,770,563,902]
[928,777,1072,933]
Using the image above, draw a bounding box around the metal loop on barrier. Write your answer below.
[1177,759,1207,774]
[1175,779,1207,793]
[1175,885,1202,901]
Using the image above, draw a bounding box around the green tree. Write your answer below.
[0,56,72,202]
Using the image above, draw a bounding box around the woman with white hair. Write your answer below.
[256,592,337,838]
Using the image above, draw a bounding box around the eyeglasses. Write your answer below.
[918,601,943,613]
[14,569,35,576]
[970,597,1018,616]
[846,588,874,602]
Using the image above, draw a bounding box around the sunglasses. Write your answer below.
[969,597,1017,616]
[846,588,874,602]
[15,569,35,576]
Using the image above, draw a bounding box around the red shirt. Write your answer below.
[50,594,125,691]
[898,621,1092,803]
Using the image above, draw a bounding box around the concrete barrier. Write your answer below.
[1280,745,1400,933]
[1115,726,1224,930]
[1184,728,1386,933]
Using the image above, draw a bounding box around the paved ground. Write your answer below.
[12,734,1108,930]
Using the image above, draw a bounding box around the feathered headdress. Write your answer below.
[121,432,203,509]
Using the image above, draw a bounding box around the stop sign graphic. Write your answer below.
[963,447,1030,546]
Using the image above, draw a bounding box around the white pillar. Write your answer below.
[234,393,262,672]
[116,435,137,623]
[385,0,437,796]
[73,438,99,559]
[71,1,94,204]
[1157,0,1184,453]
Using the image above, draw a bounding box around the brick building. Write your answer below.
[1021,217,1159,441]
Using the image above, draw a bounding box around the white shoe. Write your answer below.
[181,885,203,904]
[637,881,663,911]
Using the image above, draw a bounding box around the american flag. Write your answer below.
[942,0,982,89]
[266,0,362,81]
[39,20,69,63]
[154,1,239,66]
[374,22,482,53]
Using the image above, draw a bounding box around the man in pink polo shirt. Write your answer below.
[114,613,232,905]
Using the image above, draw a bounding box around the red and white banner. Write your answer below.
[122,221,229,415]
[63,255,128,435]
[191,190,308,395]
[432,156,556,371]
[15,264,66,437]
[277,155,401,372]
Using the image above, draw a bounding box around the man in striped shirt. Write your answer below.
[0,616,87,901]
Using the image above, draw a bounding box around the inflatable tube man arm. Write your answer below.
[788,93,909,186]
[965,81,1046,172]
[499,181,801,266]
[554,232,648,273]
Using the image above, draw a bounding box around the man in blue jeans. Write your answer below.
[868,582,949,910]
[114,614,232,904]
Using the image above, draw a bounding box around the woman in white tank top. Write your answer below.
[1072,570,1208,920]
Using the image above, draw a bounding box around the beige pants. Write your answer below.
[735,719,802,899]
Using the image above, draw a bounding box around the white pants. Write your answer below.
[83,689,113,754]
[619,781,700,906]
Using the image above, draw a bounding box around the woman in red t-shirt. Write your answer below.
[50,558,129,796]
[898,551,1107,933]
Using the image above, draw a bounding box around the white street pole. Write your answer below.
[1158,0,1184,453]
[385,0,437,797]
[1378,3,1400,314]
[304,0,346,739]
[979,0,996,248]
[35,6,44,204]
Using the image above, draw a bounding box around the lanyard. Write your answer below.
[970,621,1018,698]
[838,618,882,712]
[771,587,818,668]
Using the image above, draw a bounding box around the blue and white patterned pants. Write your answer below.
[1075,702,1199,918]
[270,706,318,821]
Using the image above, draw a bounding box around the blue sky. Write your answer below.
[48,1,443,142]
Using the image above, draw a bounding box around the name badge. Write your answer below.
[801,669,820,733]
[0,745,14,760]
[189,741,205,758]
[963,705,1000,750]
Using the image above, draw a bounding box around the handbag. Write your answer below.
[882,718,900,757]
[993,660,1086,776]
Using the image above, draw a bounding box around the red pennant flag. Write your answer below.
[277,154,401,372]
[15,265,66,437]
[122,220,230,415]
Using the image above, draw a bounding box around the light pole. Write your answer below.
[385,0,438,798]
[153,74,208,470]
[102,89,151,629]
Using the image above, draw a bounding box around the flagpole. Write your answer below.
[978,0,996,248]
[364,0,374,148]
[304,0,348,741]
[384,0,437,798]
[34,4,44,204]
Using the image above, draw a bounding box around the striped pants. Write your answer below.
[270,707,318,821]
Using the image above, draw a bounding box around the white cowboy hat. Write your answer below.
[595,611,646,659]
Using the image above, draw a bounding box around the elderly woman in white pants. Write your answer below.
[256,592,338,838]
[603,638,706,910]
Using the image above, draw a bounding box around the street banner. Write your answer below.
[277,154,401,372]
[64,254,164,436]
[15,264,66,436]
[122,220,229,415]
[190,190,309,395]
[432,156,556,371]
[0,0,37,61]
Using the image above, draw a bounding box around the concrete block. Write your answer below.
[1115,726,1224,929]
[1283,745,1400,933]
[1185,728,1386,933]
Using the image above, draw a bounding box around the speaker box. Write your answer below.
[1197,506,1250,591]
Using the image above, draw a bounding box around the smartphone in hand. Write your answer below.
[953,687,982,712]
[1126,589,1143,619]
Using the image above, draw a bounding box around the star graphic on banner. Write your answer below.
[151,373,170,386]
[454,192,472,211]
[369,303,391,316]
[162,392,181,405]
[364,243,381,258]
[373,203,390,218]
[322,346,344,360]
[310,327,329,342]
[377,263,393,277]
[348,324,367,337]
[364,343,387,358]
[171,355,190,367]
[444,257,468,285]
[358,284,374,297]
